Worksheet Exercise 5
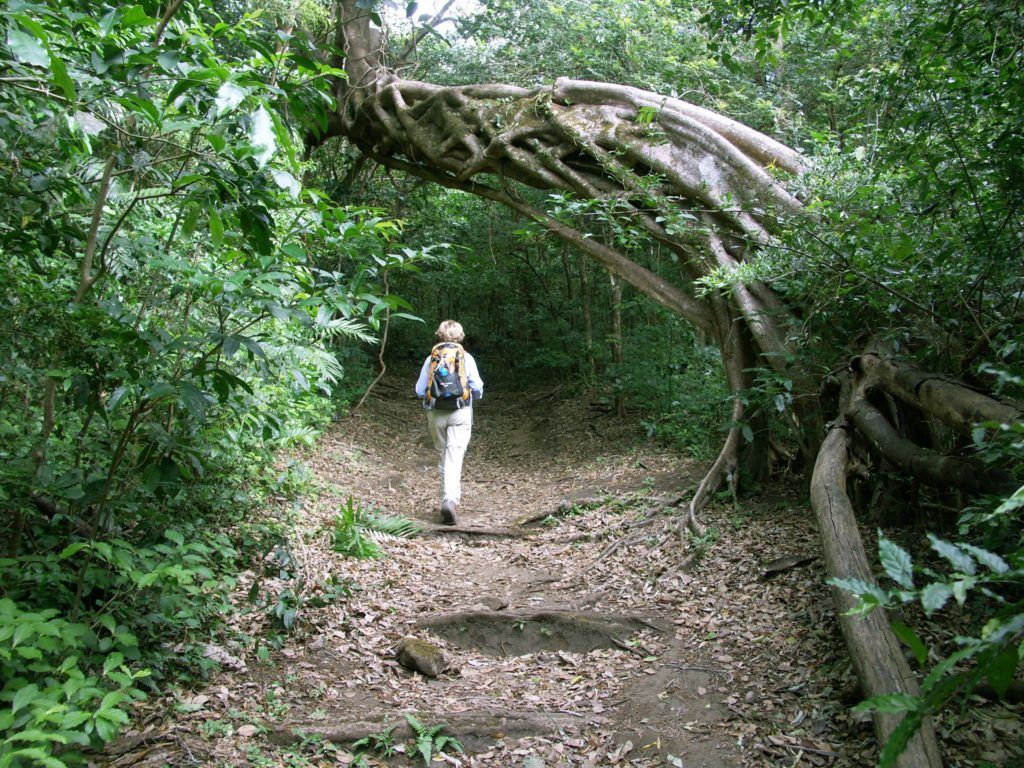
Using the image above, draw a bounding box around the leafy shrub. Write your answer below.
[0,598,149,767]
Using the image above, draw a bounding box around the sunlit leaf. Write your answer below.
[7,28,48,67]
[879,533,914,589]
[249,105,276,167]
[215,82,248,116]
[920,582,952,615]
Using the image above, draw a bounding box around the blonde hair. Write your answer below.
[435,320,465,343]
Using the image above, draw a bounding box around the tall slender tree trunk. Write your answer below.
[578,253,596,380]
[609,272,625,418]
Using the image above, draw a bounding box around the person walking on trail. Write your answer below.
[414,320,484,525]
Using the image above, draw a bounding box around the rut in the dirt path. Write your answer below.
[105,377,884,768]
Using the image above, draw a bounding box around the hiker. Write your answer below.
[414,320,484,525]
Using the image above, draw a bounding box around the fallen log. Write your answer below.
[811,425,943,768]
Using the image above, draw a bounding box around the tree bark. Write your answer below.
[854,354,1021,434]
[811,425,943,768]
[609,272,625,417]
[848,395,1013,493]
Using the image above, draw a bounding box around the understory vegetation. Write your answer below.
[0,0,1021,765]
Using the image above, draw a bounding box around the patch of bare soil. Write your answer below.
[98,372,1024,768]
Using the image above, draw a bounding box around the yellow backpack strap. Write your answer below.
[426,343,445,406]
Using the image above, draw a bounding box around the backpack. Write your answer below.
[426,342,471,410]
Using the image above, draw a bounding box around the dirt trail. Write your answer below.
[102,373,881,767]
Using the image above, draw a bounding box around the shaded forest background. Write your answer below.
[0,0,1021,766]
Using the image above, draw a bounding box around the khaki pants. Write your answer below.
[427,406,473,505]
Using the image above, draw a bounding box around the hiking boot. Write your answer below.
[440,499,459,525]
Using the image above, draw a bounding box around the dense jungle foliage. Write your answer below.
[0,0,1021,765]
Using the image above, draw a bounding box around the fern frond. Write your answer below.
[364,512,421,538]
[318,317,376,344]
[290,344,344,384]
[434,734,464,755]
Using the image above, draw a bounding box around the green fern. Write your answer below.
[352,725,396,759]
[363,511,421,538]
[333,499,421,558]
[317,316,376,344]
[405,714,463,766]
[289,344,345,384]
[332,497,383,559]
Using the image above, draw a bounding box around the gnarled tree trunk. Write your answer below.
[320,1,818,525]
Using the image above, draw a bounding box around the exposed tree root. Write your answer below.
[266,708,582,752]
[806,357,1022,766]
[513,496,608,527]
[811,424,943,768]
[425,523,525,537]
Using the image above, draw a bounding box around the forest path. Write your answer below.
[105,372,870,767]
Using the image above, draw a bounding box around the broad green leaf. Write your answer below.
[986,645,1019,698]
[951,578,972,605]
[960,544,1008,574]
[7,748,67,768]
[280,243,305,260]
[106,385,130,414]
[179,382,207,420]
[49,55,76,102]
[102,652,125,676]
[890,621,928,667]
[878,533,914,589]
[984,614,1024,644]
[828,576,889,605]
[145,382,176,400]
[120,5,154,26]
[157,51,180,72]
[208,205,224,247]
[878,710,925,768]
[992,485,1024,516]
[7,29,48,67]
[920,582,952,615]
[6,728,68,744]
[94,714,117,742]
[12,684,39,714]
[239,336,266,359]
[99,8,120,36]
[852,692,917,714]
[62,711,92,729]
[165,529,184,546]
[928,534,975,575]
[59,542,89,560]
[100,691,126,710]
[12,622,35,647]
